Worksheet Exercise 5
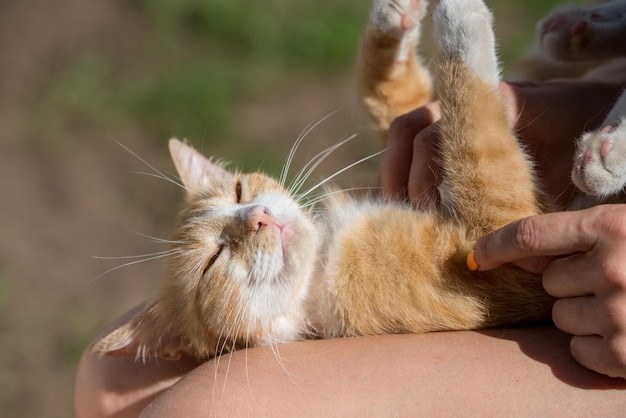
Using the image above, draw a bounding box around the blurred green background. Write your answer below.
[0,0,568,415]
[34,0,566,174]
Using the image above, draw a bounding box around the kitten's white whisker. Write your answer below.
[243,317,252,391]
[92,249,177,260]
[219,297,250,399]
[269,343,297,382]
[280,107,346,187]
[297,149,386,200]
[93,245,180,260]
[261,279,296,381]
[215,304,238,358]
[288,134,357,196]
[130,231,188,245]
[130,171,184,189]
[281,121,316,188]
[212,298,241,402]
[514,105,548,133]
[552,183,575,207]
[90,251,179,282]
[301,186,381,208]
[289,143,342,195]
[115,141,184,190]
[210,339,225,404]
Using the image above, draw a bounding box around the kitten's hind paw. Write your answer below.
[434,0,499,87]
[369,0,428,37]
[538,2,626,62]
[359,0,434,136]
[573,120,626,197]
[368,0,428,61]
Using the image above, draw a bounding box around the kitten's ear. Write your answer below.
[91,301,191,360]
[168,138,231,195]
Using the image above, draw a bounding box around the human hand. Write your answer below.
[381,80,618,208]
[380,101,441,207]
[75,304,201,418]
[472,204,626,379]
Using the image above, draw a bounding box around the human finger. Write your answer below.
[381,125,413,200]
[552,296,604,336]
[472,211,596,272]
[381,104,440,200]
[543,231,626,298]
[542,253,600,298]
[407,123,440,209]
[570,334,626,379]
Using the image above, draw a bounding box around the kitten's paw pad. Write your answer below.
[572,122,626,197]
[434,0,498,86]
[538,3,626,62]
[369,0,428,38]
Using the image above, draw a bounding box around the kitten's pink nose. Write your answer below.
[247,205,274,231]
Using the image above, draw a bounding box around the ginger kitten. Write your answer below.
[94,0,556,361]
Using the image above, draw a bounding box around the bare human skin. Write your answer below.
[77,312,626,418]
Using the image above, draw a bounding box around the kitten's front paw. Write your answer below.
[434,0,498,87]
[369,0,428,39]
[572,120,626,197]
[538,2,626,62]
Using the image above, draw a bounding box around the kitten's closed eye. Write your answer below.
[203,245,225,275]
[235,181,242,203]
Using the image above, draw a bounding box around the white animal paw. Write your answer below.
[369,0,428,39]
[538,2,626,62]
[572,120,626,197]
[434,0,499,87]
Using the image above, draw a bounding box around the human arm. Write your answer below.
[140,328,626,417]
[74,305,201,418]
[77,312,626,417]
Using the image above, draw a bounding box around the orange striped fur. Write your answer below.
[94,0,558,361]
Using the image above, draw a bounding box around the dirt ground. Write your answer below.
[0,0,373,416]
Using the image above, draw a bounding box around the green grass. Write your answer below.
[139,0,367,70]
[34,0,368,151]
[34,0,573,159]
[119,61,237,141]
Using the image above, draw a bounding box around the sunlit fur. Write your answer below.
[94,0,556,361]
[358,0,433,139]
[94,142,320,359]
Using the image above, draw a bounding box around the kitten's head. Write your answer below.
[93,139,319,360]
